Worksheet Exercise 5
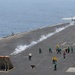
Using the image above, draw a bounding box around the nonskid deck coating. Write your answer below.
[0,23,75,75]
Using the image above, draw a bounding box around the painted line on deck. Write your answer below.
[36,56,47,67]
[66,67,75,72]
[61,42,66,46]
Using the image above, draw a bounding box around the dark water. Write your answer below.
[0,0,75,37]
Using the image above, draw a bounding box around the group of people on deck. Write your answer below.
[52,44,74,70]
[28,44,74,70]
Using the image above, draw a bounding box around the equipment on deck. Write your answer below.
[0,56,14,72]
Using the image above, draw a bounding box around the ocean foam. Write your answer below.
[11,24,72,55]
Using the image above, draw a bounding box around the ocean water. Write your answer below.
[0,0,75,37]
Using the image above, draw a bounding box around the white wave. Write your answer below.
[11,41,37,55]
[11,24,72,55]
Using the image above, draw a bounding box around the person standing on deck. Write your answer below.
[65,48,68,53]
[67,47,70,53]
[71,47,73,53]
[49,47,52,53]
[56,48,61,54]
[63,51,66,59]
[56,44,59,49]
[28,53,32,60]
[39,48,42,54]
[56,44,61,54]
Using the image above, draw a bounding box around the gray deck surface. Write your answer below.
[0,23,75,75]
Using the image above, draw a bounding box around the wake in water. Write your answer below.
[11,24,73,55]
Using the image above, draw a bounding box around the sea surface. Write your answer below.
[0,0,75,37]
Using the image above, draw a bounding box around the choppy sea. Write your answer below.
[0,0,75,37]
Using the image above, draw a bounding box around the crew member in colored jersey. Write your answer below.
[52,56,58,70]
[63,51,66,59]
[49,47,52,53]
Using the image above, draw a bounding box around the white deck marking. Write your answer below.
[73,43,75,46]
[66,67,75,72]
[36,56,47,66]
[61,42,75,46]
[61,42,66,46]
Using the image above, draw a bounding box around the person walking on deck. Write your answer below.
[54,61,57,70]
[52,56,58,64]
[52,56,55,64]
[52,56,58,70]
